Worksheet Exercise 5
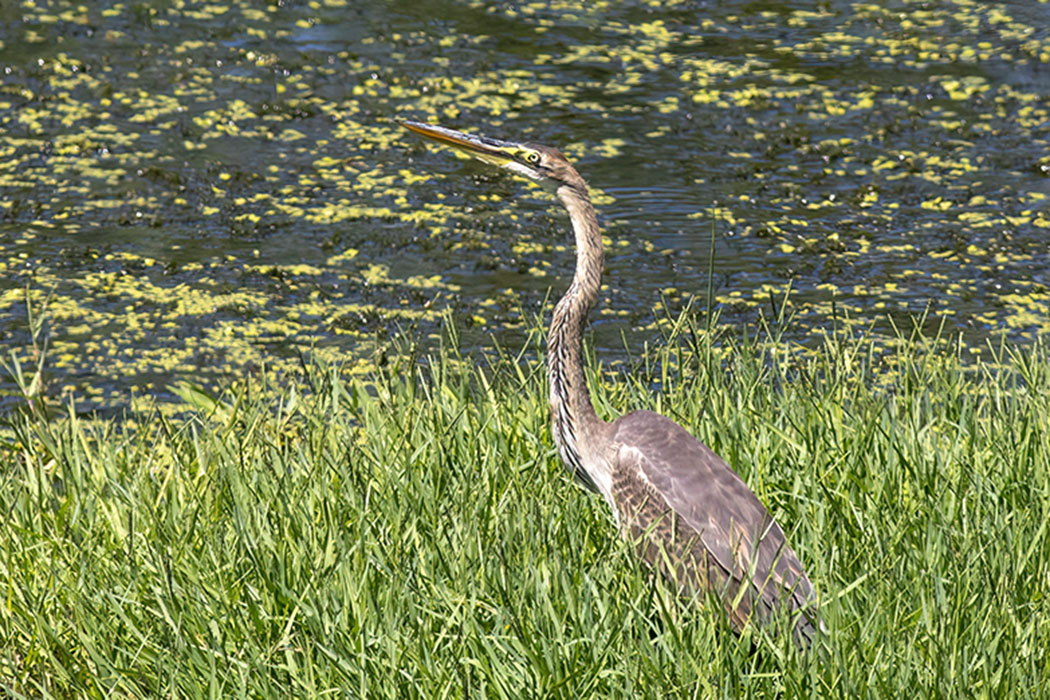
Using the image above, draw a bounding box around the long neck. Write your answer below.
[548,183,604,488]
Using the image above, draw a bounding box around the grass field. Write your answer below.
[2,310,1048,698]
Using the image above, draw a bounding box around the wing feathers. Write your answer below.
[611,410,819,641]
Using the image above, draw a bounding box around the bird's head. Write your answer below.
[401,120,588,196]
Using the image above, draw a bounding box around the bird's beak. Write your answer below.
[400,120,521,168]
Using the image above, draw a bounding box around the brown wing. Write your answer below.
[610,410,819,642]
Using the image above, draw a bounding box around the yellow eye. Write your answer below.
[525,152,540,164]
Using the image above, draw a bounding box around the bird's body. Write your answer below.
[402,120,820,643]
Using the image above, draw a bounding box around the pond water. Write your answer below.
[1,0,1048,414]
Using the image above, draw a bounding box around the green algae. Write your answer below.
[1,0,1049,411]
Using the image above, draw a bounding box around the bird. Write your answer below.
[401,119,821,644]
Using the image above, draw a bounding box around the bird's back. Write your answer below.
[607,410,819,642]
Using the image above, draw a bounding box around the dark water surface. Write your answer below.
[1,0,1048,413]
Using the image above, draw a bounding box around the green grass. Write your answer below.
[1,309,1048,698]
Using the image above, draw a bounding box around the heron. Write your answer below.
[401,119,821,644]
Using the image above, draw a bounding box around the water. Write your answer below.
[1,0,1048,414]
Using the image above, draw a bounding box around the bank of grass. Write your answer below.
[1,310,1048,698]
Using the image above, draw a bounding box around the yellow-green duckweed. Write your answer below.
[1,0,1048,411]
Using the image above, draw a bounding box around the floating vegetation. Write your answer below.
[1,0,1048,411]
